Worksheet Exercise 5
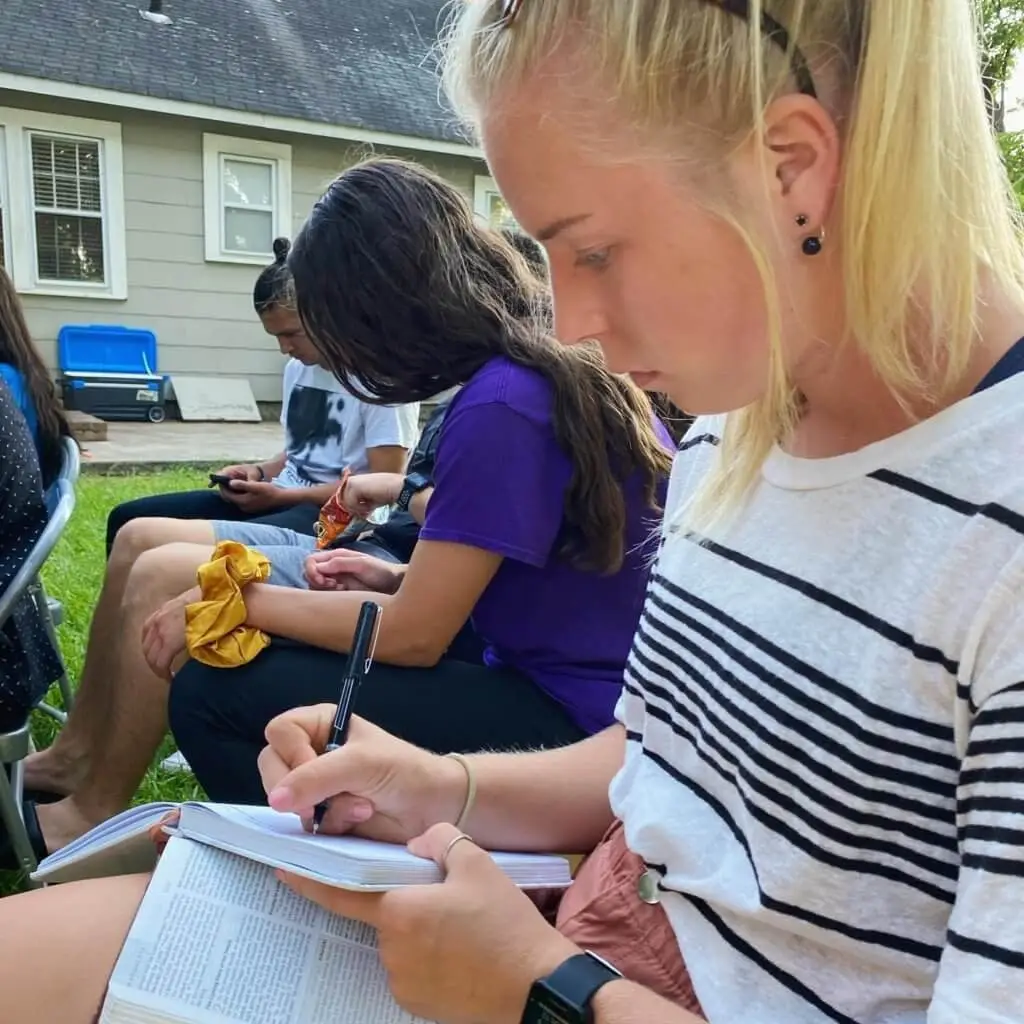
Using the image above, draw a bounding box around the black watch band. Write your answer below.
[521,951,622,1024]
[395,471,431,512]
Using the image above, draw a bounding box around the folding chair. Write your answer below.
[0,437,79,877]
[36,437,81,724]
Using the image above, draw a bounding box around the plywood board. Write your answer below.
[171,375,262,422]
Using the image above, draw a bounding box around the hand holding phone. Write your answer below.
[208,473,235,488]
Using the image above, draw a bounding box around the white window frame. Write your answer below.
[474,174,526,235]
[0,108,127,300]
[202,134,292,265]
[0,130,10,273]
[474,174,508,228]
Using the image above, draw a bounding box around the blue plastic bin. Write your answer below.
[58,325,169,423]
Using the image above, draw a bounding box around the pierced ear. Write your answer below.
[767,135,818,197]
[762,95,840,205]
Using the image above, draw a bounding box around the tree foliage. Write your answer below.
[977,2,1024,204]
[977,0,1024,130]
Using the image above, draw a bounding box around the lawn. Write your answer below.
[2,468,211,892]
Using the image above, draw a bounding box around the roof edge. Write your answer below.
[0,72,484,159]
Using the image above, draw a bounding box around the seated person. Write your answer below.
[204,395,454,581]
[4,3,1024,1018]
[104,237,419,554]
[12,158,673,854]
[0,381,64,735]
[163,158,673,801]
[0,267,74,491]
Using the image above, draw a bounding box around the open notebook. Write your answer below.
[32,801,573,891]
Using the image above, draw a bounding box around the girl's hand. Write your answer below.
[258,706,469,843]
[141,586,201,679]
[279,823,579,1024]
[340,473,404,518]
[303,549,403,593]
[148,810,181,857]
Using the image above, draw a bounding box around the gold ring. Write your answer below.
[442,832,473,870]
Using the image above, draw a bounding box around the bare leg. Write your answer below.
[36,543,217,851]
[24,519,216,796]
[0,872,150,1023]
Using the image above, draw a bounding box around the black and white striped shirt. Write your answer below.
[609,377,1024,1023]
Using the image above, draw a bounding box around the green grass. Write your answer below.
[2,468,212,892]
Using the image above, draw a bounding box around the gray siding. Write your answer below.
[1,91,486,401]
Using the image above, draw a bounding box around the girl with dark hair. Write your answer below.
[161,157,673,804]
[103,239,417,552]
[0,266,73,488]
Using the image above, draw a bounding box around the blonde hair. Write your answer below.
[442,0,1024,528]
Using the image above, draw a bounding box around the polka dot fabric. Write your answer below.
[0,381,61,733]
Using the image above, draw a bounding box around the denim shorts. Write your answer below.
[210,521,317,589]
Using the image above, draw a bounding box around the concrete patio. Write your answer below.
[81,420,282,470]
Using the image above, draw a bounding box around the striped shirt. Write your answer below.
[609,375,1024,1023]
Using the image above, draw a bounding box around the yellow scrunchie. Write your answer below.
[185,540,272,668]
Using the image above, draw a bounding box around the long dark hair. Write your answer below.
[501,228,547,279]
[0,267,72,485]
[289,158,672,573]
[253,237,293,313]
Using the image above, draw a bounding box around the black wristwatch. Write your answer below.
[521,952,623,1023]
[395,471,431,512]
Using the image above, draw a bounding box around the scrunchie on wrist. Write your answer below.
[185,540,272,668]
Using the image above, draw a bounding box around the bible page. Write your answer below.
[101,837,430,1024]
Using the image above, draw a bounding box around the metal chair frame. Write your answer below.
[0,437,80,878]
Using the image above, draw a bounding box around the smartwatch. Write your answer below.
[395,471,431,512]
[521,951,623,1023]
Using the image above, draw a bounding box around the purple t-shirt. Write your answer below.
[420,357,672,734]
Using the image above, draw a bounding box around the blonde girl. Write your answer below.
[2,2,1022,1023]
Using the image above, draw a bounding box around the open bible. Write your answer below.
[101,837,430,1023]
[32,800,573,890]
[33,804,573,1023]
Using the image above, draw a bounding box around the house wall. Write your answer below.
[0,90,487,402]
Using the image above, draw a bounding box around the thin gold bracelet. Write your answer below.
[444,752,477,831]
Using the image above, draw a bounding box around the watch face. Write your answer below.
[525,1004,576,1024]
[523,988,580,1024]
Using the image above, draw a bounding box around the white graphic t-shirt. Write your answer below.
[273,361,419,488]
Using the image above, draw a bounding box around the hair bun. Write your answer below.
[272,237,291,263]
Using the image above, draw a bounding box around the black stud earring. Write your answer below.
[802,235,823,256]
[796,214,824,256]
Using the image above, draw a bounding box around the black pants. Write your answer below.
[169,648,586,804]
[105,490,322,556]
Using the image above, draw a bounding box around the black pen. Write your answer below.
[311,600,382,834]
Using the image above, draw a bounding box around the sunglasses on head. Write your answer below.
[497,0,817,99]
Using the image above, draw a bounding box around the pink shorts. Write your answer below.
[552,820,702,1014]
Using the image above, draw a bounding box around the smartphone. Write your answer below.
[208,473,236,488]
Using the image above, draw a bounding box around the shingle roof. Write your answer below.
[0,0,468,145]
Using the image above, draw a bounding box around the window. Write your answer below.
[0,108,126,299]
[31,134,104,284]
[202,134,292,264]
[474,175,518,232]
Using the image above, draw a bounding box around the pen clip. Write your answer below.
[365,608,382,675]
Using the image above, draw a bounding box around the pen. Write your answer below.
[311,600,382,834]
